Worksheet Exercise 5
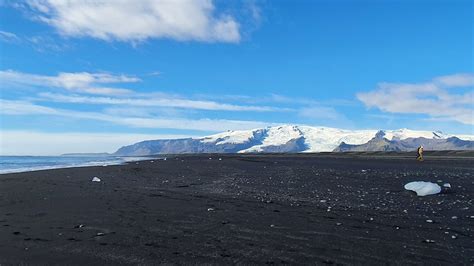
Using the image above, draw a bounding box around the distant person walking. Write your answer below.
[416,145,424,161]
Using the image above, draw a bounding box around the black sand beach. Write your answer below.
[0,153,473,265]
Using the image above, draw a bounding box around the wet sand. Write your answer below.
[0,153,473,265]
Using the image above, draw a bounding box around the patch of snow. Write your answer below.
[384,129,448,140]
[299,126,377,152]
[200,129,256,145]
[240,125,302,153]
[404,181,441,196]
[457,134,474,141]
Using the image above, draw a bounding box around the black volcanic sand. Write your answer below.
[0,153,473,265]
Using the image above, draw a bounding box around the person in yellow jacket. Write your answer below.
[416,145,424,161]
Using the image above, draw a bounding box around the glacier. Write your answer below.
[114,125,474,156]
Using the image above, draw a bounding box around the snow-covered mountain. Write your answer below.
[333,130,473,152]
[114,125,473,155]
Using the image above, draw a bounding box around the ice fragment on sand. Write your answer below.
[207,208,214,211]
[404,181,441,196]
[443,183,451,188]
[92,177,101,182]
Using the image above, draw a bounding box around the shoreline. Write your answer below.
[1,151,472,175]
[0,156,160,175]
[0,153,473,264]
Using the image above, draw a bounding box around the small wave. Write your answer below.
[120,156,157,162]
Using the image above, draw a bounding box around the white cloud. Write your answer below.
[0,130,193,155]
[247,0,262,24]
[25,0,241,43]
[266,93,357,107]
[147,71,162,77]
[0,99,58,115]
[26,35,69,52]
[434,73,474,87]
[0,70,137,95]
[2,70,289,112]
[0,30,20,43]
[109,116,271,131]
[38,92,284,112]
[298,106,344,120]
[0,99,273,131]
[357,73,474,125]
[0,31,68,52]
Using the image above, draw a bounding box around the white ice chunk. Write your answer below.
[92,177,101,182]
[404,181,441,196]
[443,183,451,188]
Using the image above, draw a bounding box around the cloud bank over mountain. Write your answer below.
[357,73,474,125]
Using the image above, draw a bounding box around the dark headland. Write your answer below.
[0,152,473,265]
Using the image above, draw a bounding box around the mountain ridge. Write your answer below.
[114,125,474,156]
[333,131,473,152]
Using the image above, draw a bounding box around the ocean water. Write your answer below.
[0,156,155,174]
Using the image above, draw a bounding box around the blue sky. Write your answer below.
[0,0,472,155]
